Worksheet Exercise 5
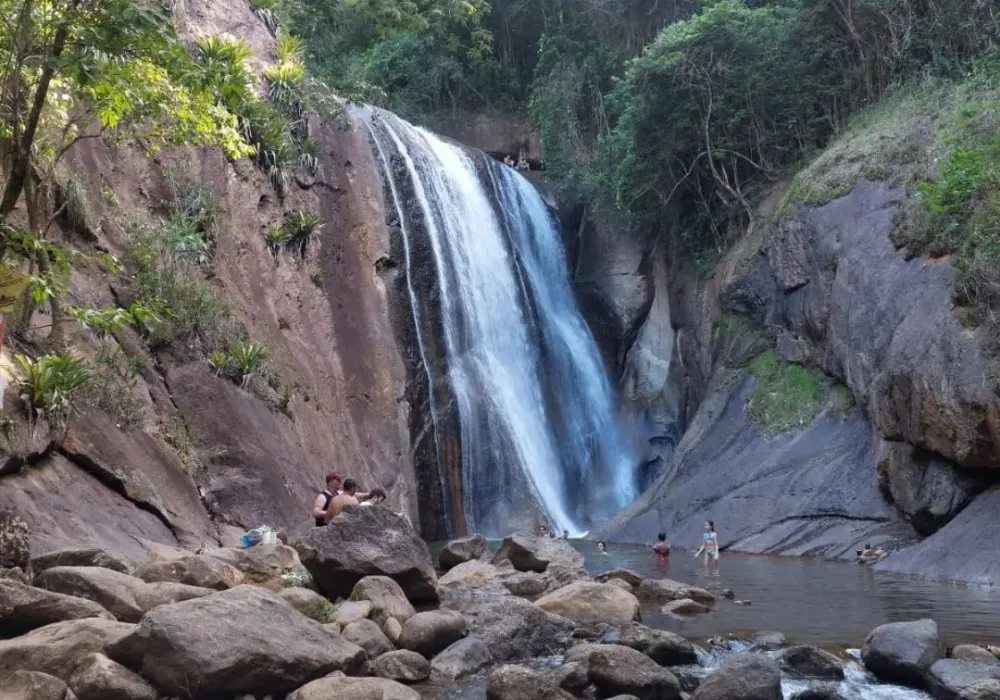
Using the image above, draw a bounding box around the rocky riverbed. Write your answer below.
[2,507,1000,700]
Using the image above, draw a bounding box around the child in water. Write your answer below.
[597,541,609,555]
[652,532,671,565]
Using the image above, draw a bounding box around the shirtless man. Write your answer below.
[312,472,342,526]
[325,478,360,522]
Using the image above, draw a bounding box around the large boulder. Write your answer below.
[5,670,77,700]
[607,622,698,666]
[492,534,584,573]
[374,649,431,683]
[349,575,416,625]
[487,664,576,700]
[68,652,158,700]
[132,555,244,591]
[398,609,467,657]
[0,579,114,635]
[636,578,715,604]
[201,544,299,585]
[778,645,845,680]
[287,674,421,700]
[0,509,30,570]
[439,534,489,570]
[431,637,492,679]
[468,597,575,662]
[862,619,944,688]
[690,654,782,700]
[535,581,641,625]
[0,618,135,681]
[588,644,681,700]
[30,549,131,576]
[926,659,1000,700]
[33,567,145,622]
[107,586,367,698]
[130,581,214,613]
[437,560,510,612]
[279,587,334,622]
[297,507,438,603]
[341,618,395,659]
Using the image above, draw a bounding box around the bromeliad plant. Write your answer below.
[281,210,323,258]
[15,353,92,425]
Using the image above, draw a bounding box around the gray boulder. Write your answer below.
[543,563,592,590]
[130,581,213,613]
[384,616,403,644]
[374,649,431,683]
[779,645,845,680]
[342,618,395,659]
[491,534,584,573]
[751,631,788,651]
[609,622,698,666]
[439,534,489,570]
[34,567,145,622]
[589,644,681,700]
[662,598,711,616]
[637,578,715,604]
[954,646,1000,664]
[690,653,782,700]
[535,581,641,625]
[279,587,333,622]
[501,571,549,597]
[5,670,77,700]
[297,507,438,603]
[335,600,372,625]
[398,609,467,657]
[31,549,132,576]
[547,661,590,692]
[595,569,644,588]
[0,579,114,635]
[201,544,299,585]
[431,636,492,679]
[107,585,366,698]
[287,674,420,700]
[487,664,575,700]
[133,555,244,591]
[349,575,416,625]
[926,659,1000,700]
[468,596,575,662]
[0,618,135,681]
[790,686,847,700]
[862,619,944,687]
[68,652,157,700]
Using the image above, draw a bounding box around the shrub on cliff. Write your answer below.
[747,351,822,436]
[0,510,30,570]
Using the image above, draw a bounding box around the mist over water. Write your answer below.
[366,110,636,536]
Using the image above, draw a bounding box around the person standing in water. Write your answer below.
[596,541,609,555]
[694,521,719,569]
[652,532,671,565]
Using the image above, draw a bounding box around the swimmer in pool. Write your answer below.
[694,521,719,570]
[652,532,671,565]
[597,541,608,555]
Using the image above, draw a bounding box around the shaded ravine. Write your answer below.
[364,109,635,537]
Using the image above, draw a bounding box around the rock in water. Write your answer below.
[68,652,158,700]
[33,567,146,623]
[0,618,135,681]
[535,581,641,625]
[374,650,431,683]
[107,585,367,698]
[926,659,1000,700]
[31,548,132,576]
[288,675,421,700]
[0,579,114,635]
[439,534,489,570]
[636,578,715,604]
[611,622,698,666]
[431,637,492,679]
[297,507,438,603]
[594,568,645,588]
[953,646,1000,665]
[487,664,576,700]
[133,555,244,591]
[491,534,584,573]
[778,645,845,680]
[350,576,416,625]
[751,631,788,651]
[4,670,77,700]
[468,597,575,662]
[862,619,944,688]
[790,686,847,700]
[397,609,467,657]
[588,645,681,700]
[690,653,782,700]
[0,510,30,570]
[662,598,711,616]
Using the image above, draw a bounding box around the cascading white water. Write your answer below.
[366,110,636,536]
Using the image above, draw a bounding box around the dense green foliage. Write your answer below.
[747,350,821,435]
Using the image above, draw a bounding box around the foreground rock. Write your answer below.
[469,597,574,662]
[279,587,333,622]
[439,534,489,570]
[431,637,492,679]
[31,549,132,575]
[637,578,715,604]
[606,622,698,666]
[398,609,467,657]
[589,644,681,700]
[108,586,366,698]
[487,664,575,700]
[0,618,135,681]
[5,670,77,700]
[350,575,416,625]
[0,579,114,635]
[926,659,1000,700]
[34,567,146,622]
[691,654,782,700]
[779,645,845,680]
[374,649,431,683]
[133,554,244,591]
[287,674,420,700]
[68,652,157,700]
[535,581,641,625]
[297,507,438,603]
[862,619,944,687]
[491,534,584,573]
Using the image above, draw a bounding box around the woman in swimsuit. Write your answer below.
[694,521,719,570]
[652,532,671,565]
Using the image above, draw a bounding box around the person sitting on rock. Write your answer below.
[313,472,343,526]
[516,157,530,172]
[562,530,569,540]
[503,155,515,167]
[360,487,387,507]
[325,478,360,522]
[653,532,671,565]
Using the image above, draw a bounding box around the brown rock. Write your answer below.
[492,534,583,573]
[383,616,403,644]
[349,575,416,625]
[201,544,300,585]
[612,622,698,666]
[953,646,1000,664]
[468,597,575,662]
[778,645,845,680]
[606,578,635,593]
[374,649,431,683]
[133,554,244,591]
[0,618,135,681]
[287,674,421,700]
[130,581,214,613]
[431,637,492,679]
[335,599,373,625]
[4,670,78,700]
[398,609,467,657]
[0,579,114,635]
[342,618,395,658]
[637,578,715,604]
[439,534,489,570]
[279,587,334,622]
[34,567,145,622]
[0,510,30,570]
[536,581,641,625]
[68,652,158,700]
[690,654,782,700]
[589,645,682,700]
[594,568,645,588]
[487,664,576,700]
[662,598,711,616]
[31,549,132,576]
[501,571,549,597]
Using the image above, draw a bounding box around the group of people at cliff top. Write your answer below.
[312,472,387,526]
[538,520,720,569]
[503,154,531,172]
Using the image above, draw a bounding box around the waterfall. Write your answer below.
[365,109,636,536]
